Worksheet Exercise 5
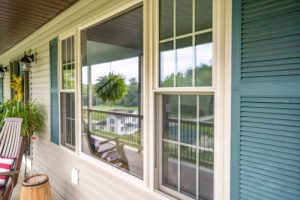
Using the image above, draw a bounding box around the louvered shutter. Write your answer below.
[231,1,300,200]
[50,38,59,145]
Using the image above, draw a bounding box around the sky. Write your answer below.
[82,42,212,85]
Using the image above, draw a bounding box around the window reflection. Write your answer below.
[81,7,144,179]
[161,94,214,200]
[159,39,212,87]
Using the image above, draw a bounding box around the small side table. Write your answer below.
[20,174,51,200]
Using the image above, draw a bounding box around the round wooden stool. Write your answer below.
[20,174,51,200]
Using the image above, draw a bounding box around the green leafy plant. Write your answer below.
[0,99,46,138]
[94,73,128,103]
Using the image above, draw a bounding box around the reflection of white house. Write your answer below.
[93,109,139,135]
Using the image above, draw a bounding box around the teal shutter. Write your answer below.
[231,1,300,200]
[50,38,59,145]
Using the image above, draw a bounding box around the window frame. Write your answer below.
[59,31,77,151]
[153,0,228,200]
[77,1,147,183]
[72,0,231,199]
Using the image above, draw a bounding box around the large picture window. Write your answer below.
[157,0,214,200]
[81,7,144,179]
[60,35,76,150]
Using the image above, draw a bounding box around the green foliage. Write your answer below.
[94,73,128,103]
[0,100,46,137]
[160,65,212,87]
[119,78,139,107]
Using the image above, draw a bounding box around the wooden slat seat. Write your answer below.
[0,118,26,200]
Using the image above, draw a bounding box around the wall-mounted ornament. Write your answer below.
[0,65,8,78]
[20,50,37,72]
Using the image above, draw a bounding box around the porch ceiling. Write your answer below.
[0,0,78,54]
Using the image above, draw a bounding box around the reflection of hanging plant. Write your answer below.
[95,73,127,103]
[11,74,23,102]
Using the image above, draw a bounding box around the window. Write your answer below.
[60,35,76,150]
[159,0,212,87]
[157,1,214,200]
[81,7,144,179]
[110,119,115,124]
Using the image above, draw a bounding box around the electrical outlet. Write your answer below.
[71,168,79,186]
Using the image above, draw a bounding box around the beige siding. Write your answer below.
[0,1,162,199]
[3,71,10,101]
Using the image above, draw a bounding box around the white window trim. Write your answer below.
[58,30,78,153]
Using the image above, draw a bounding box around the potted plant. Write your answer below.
[95,72,128,103]
[0,75,46,154]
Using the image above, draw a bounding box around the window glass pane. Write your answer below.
[81,7,144,179]
[176,37,194,87]
[161,94,214,199]
[160,0,173,40]
[61,92,75,149]
[180,95,197,145]
[176,0,193,36]
[159,0,212,88]
[163,95,178,141]
[198,149,214,199]
[62,64,75,89]
[160,42,175,87]
[180,146,196,198]
[198,95,214,200]
[81,66,89,109]
[195,33,212,86]
[62,39,67,64]
[61,36,75,90]
[162,142,178,189]
[195,0,212,31]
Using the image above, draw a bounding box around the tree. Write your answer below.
[119,78,139,107]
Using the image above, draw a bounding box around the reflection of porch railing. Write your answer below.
[83,109,143,149]
[166,118,214,167]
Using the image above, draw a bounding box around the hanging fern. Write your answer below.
[94,73,128,103]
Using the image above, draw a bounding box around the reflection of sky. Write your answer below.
[82,57,139,84]
[160,43,212,80]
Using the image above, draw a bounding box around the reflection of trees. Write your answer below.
[161,64,212,87]
[119,78,139,107]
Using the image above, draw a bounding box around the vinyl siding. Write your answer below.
[0,0,161,199]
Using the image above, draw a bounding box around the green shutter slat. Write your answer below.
[241,126,300,139]
[241,131,300,144]
[50,37,59,145]
[241,107,300,115]
[242,57,300,68]
[241,152,299,172]
[241,160,300,179]
[241,146,300,164]
[241,180,297,200]
[242,100,300,109]
[242,34,300,49]
[242,44,300,58]
[242,3,300,23]
[231,0,300,199]
[241,117,300,127]
[242,64,300,74]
